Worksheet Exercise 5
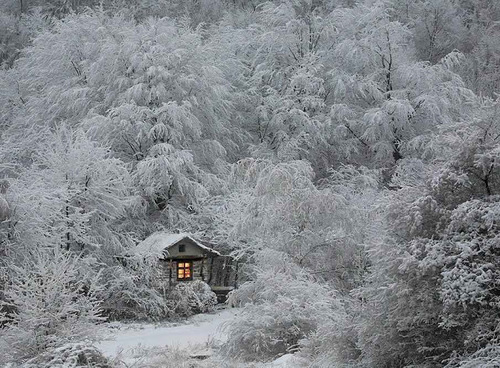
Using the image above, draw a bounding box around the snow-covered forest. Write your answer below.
[1,0,499,366]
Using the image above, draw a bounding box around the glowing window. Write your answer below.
[177,261,192,281]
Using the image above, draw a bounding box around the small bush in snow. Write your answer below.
[0,250,103,365]
[300,297,361,368]
[168,280,218,317]
[23,341,111,368]
[223,251,344,361]
[97,258,170,321]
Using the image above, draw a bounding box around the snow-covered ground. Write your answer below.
[97,308,236,359]
[96,307,306,367]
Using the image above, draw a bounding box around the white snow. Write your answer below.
[134,232,221,257]
[269,354,304,367]
[96,308,237,360]
[96,308,308,367]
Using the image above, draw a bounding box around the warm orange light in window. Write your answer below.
[177,261,192,280]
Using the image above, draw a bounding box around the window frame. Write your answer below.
[176,260,193,281]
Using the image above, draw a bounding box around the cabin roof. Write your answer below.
[134,232,221,257]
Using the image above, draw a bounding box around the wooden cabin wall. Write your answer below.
[157,260,171,284]
[156,257,239,290]
[157,259,207,288]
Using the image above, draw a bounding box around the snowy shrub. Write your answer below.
[97,259,170,321]
[22,341,111,368]
[300,297,361,368]
[445,345,500,368]
[168,280,217,317]
[354,111,500,367]
[0,250,103,365]
[223,251,343,362]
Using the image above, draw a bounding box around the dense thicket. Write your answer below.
[1,0,499,366]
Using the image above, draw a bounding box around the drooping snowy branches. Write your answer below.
[0,0,500,366]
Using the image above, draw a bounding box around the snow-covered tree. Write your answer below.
[225,0,339,170]
[389,0,467,63]
[0,11,242,228]
[0,0,499,366]
[224,250,345,361]
[328,0,475,169]
[460,0,500,96]
[3,125,173,321]
[6,125,131,252]
[206,158,378,291]
[354,98,500,367]
[0,250,103,364]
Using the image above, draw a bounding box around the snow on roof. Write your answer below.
[134,232,221,257]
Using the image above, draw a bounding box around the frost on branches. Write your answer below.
[224,251,345,362]
[0,0,500,367]
[356,100,500,367]
[0,251,103,365]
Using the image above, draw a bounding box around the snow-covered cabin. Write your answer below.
[135,232,224,287]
